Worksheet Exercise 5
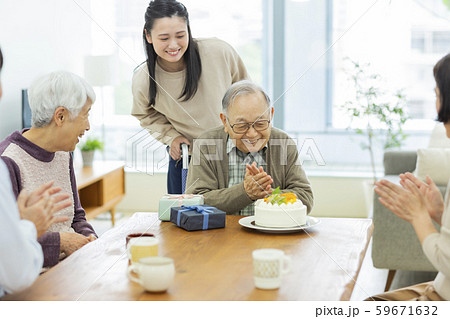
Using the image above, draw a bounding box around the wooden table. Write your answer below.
[75,161,125,225]
[3,213,372,301]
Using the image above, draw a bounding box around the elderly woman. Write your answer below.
[0,71,97,268]
[368,54,450,301]
[0,47,73,297]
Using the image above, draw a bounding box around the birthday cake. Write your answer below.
[254,188,307,228]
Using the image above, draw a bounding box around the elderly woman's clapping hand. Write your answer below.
[374,178,428,224]
[399,173,444,225]
[17,181,71,238]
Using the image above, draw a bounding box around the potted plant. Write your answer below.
[340,58,410,184]
[79,137,104,166]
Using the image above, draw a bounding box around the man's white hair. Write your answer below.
[28,71,96,127]
[222,80,271,114]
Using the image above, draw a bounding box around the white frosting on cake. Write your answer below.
[254,199,307,228]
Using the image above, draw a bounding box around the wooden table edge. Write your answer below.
[339,219,374,301]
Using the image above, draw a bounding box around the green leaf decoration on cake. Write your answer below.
[264,187,298,205]
[264,187,287,205]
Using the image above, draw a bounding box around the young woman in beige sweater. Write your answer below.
[132,0,248,193]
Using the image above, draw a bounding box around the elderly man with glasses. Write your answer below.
[186,80,313,215]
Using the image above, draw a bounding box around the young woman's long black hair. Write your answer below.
[0,46,3,71]
[143,0,202,107]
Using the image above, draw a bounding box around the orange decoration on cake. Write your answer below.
[264,187,298,205]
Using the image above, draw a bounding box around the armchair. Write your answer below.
[372,150,442,291]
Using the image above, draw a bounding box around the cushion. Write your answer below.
[416,148,450,186]
[428,123,450,148]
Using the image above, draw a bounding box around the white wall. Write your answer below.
[117,171,372,218]
[0,0,93,139]
[309,175,372,218]
[117,171,168,213]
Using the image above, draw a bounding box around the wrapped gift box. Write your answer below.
[158,194,204,221]
[170,205,226,231]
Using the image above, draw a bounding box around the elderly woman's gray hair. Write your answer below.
[222,80,271,114]
[28,71,96,128]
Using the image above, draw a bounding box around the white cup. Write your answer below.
[127,256,175,292]
[252,248,291,290]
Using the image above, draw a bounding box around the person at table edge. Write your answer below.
[0,71,97,268]
[0,46,72,298]
[186,80,313,215]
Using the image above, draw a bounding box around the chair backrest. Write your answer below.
[383,150,417,175]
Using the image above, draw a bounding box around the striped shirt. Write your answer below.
[227,137,267,215]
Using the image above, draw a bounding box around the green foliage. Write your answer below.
[340,58,410,181]
[444,0,450,10]
[267,187,288,205]
[270,186,286,205]
[79,137,104,152]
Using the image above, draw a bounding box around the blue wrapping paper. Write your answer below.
[170,205,226,231]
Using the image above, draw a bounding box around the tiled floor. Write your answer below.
[90,213,437,301]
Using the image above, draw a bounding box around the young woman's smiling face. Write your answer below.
[146,16,189,72]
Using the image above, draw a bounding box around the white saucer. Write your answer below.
[238,216,321,234]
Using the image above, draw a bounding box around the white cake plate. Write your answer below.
[238,216,321,234]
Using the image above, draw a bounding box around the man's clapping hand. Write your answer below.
[244,162,273,200]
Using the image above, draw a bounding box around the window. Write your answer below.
[278,0,450,172]
[331,0,450,129]
[85,0,450,173]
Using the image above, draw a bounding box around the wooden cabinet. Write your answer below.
[75,161,125,225]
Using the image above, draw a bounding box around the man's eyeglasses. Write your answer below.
[228,119,271,134]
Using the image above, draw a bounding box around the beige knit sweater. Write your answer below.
[422,179,450,300]
[186,126,314,214]
[131,38,249,146]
